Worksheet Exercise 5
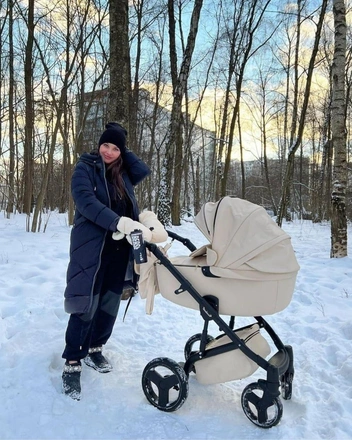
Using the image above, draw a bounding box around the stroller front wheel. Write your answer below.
[241,382,283,428]
[141,357,189,412]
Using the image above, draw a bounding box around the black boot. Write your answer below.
[62,361,82,400]
[84,346,113,373]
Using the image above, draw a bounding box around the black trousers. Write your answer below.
[62,239,130,361]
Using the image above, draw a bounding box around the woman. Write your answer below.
[62,122,153,400]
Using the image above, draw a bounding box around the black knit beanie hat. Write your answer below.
[98,122,127,154]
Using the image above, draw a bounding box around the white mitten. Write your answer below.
[116,216,153,242]
[139,211,168,243]
[112,231,125,241]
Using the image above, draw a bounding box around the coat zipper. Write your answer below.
[86,159,110,318]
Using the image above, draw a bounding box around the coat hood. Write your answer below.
[78,151,103,167]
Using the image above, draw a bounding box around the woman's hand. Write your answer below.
[139,211,168,243]
[115,217,153,242]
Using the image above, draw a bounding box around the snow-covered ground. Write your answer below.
[0,211,351,439]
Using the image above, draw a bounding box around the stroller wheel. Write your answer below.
[141,357,189,412]
[241,382,283,428]
[184,333,215,360]
[281,345,294,400]
[280,372,293,400]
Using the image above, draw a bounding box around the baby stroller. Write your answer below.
[137,197,300,428]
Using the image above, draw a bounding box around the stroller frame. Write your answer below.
[141,231,294,428]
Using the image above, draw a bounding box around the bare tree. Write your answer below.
[225,1,276,199]
[331,0,347,258]
[30,0,107,231]
[277,0,328,226]
[6,0,15,218]
[0,4,7,158]
[22,0,34,219]
[158,0,204,225]
[242,52,282,212]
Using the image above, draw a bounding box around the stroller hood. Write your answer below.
[194,197,300,276]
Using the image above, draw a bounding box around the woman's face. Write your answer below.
[99,142,121,164]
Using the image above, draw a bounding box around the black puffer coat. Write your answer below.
[64,150,150,314]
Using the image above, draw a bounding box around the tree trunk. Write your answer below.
[317,95,332,222]
[238,112,246,199]
[23,0,34,218]
[262,106,277,215]
[130,0,144,154]
[283,0,302,221]
[172,0,203,225]
[31,122,60,232]
[330,0,347,258]
[109,0,131,130]
[6,0,15,218]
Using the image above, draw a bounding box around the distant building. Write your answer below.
[79,88,215,160]
[79,88,109,151]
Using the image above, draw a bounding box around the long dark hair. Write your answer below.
[106,157,126,200]
[91,148,126,200]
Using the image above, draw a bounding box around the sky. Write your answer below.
[0,210,351,439]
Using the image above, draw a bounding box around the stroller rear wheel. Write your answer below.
[141,357,189,412]
[280,371,293,400]
[281,344,294,400]
[241,382,283,428]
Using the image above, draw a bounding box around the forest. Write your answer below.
[0,0,349,255]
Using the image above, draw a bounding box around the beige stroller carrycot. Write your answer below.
[139,197,300,428]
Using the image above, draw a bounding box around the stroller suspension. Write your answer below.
[141,297,294,428]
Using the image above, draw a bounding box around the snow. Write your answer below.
[0,211,352,439]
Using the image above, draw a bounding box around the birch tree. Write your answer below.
[330,0,347,258]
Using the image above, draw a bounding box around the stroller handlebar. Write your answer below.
[165,230,197,252]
